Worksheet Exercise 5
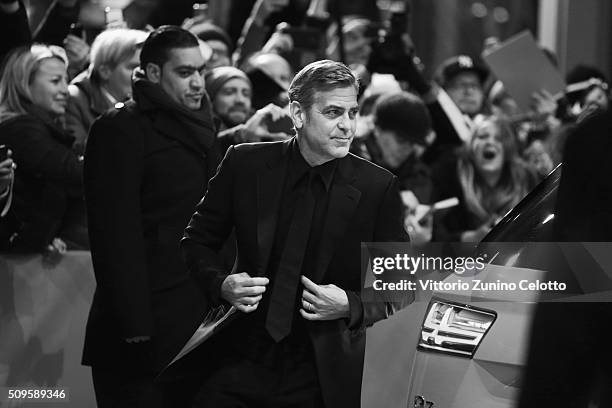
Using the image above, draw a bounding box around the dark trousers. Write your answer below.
[92,366,162,408]
[191,352,325,408]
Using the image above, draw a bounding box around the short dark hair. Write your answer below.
[374,92,431,145]
[139,25,200,70]
[288,60,358,110]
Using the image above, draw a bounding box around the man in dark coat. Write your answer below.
[82,26,219,407]
[182,60,410,407]
[518,108,612,408]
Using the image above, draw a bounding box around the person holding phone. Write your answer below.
[0,44,85,252]
[205,66,293,151]
[371,91,435,244]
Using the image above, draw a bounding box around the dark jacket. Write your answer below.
[422,99,465,166]
[181,139,410,408]
[66,71,113,153]
[394,153,433,205]
[0,113,84,251]
[82,79,220,373]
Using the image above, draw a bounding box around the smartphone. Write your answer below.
[0,145,9,162]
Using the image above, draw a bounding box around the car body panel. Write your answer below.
[407,167,562,408]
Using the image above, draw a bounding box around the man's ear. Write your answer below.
[289,100,305,130]
[145,62,161,84]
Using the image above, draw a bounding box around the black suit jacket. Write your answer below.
[182,138,410,407]
[82,100,217,372]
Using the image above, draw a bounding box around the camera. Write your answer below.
[367,9,411,77]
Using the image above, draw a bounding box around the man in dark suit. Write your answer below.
[83,26,219,407]
[182,60,410,407]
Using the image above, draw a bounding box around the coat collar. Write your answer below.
[70,71,113,115]
[132,78,216,156]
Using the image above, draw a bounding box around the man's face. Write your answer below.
[156,47,206,110]
[213,78,252,126]
[293,86,359,165]
[445,72,484,116]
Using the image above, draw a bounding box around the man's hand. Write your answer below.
[241,103,293,142]
[299,276,350,321]
[42,237,68,267]
[221,272,269,313]
[531,89,557,119]
[64,34,90,76]
[262,31,293,54]
[405,212,432,245]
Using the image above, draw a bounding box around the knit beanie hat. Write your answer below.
[205,66,252,100]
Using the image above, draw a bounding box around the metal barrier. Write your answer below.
[0,251,96,407]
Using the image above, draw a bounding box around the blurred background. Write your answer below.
[19,0,612,81]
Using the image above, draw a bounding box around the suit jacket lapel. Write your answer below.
[312,156,361,282]
[256,139,292,276]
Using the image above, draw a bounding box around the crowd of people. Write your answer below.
[0,0,610,406]
[0,0,610,253]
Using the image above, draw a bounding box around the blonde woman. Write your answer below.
[0,44,85,252]
[66,28,148,150]
[432,116,539,242]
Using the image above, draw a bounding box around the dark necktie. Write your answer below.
[265,172,316,342]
